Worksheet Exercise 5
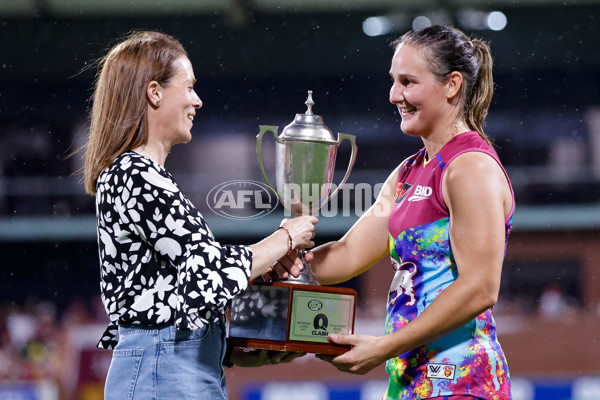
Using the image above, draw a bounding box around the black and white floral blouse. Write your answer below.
[95,151,252,350]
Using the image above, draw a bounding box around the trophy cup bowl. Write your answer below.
[228,91,359,355]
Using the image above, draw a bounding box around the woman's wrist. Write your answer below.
[380,331,404,361]
[276,226,293,252]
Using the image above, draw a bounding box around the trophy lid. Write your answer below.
[280,91,337,143]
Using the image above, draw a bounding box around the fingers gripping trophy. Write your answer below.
[228,91,359,355]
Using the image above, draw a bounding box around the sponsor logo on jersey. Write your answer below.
[395,182,412,204]
[426,363,456,380]
[407,185,432,202]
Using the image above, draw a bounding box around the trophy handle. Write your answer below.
[325,133,358,203]
[256,125,283,201]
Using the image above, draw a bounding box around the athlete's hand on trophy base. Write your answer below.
[315,333,387,375]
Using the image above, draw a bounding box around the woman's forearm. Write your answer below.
[249,229,290,280]
[382,275,498,360]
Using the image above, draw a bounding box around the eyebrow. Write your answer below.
[390,72,417,80]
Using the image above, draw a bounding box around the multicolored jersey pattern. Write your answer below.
[385,132,514,400]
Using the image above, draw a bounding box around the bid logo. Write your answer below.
[206,180,279,220]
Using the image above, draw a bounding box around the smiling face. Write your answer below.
[389,43,452,140]
[152,56,202,147]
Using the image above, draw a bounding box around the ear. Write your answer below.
[446,71,463,100]
[146,81,162,108]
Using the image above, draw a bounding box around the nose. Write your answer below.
[193,91,202,109]
[389,82,403,104]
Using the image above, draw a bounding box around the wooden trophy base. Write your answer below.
[228,281,357,355]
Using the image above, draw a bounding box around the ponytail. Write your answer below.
[465,39,494,146]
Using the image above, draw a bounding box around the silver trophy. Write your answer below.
[256,90,358,284]
[228,91,358,355]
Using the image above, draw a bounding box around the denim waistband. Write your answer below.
[117,320,224,341]
[118,322,173,331]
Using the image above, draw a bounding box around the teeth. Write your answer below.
[188,115,194,121]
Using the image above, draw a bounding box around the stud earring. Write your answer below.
[156,100,161,107]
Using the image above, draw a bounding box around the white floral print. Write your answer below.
[95,152,252,349]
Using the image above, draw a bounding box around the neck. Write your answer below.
[133,143,168,166]
[422,120,470,158]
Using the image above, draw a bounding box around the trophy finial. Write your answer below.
[305,90,314,116]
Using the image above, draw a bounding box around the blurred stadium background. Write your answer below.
[1,0,599,399]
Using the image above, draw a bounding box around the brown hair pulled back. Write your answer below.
[83,31,187,195]
[392,25,494,146]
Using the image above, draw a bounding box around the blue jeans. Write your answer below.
[104,320,228,400]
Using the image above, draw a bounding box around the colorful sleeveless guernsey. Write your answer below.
[385,131,514,400]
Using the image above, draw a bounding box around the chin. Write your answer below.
[400,123,416,137]
[177,132,193,145]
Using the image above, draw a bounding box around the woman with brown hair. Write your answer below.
[277,25,514,399]
[84,31,317,399]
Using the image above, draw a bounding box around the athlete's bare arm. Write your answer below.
[307,164,402,284]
